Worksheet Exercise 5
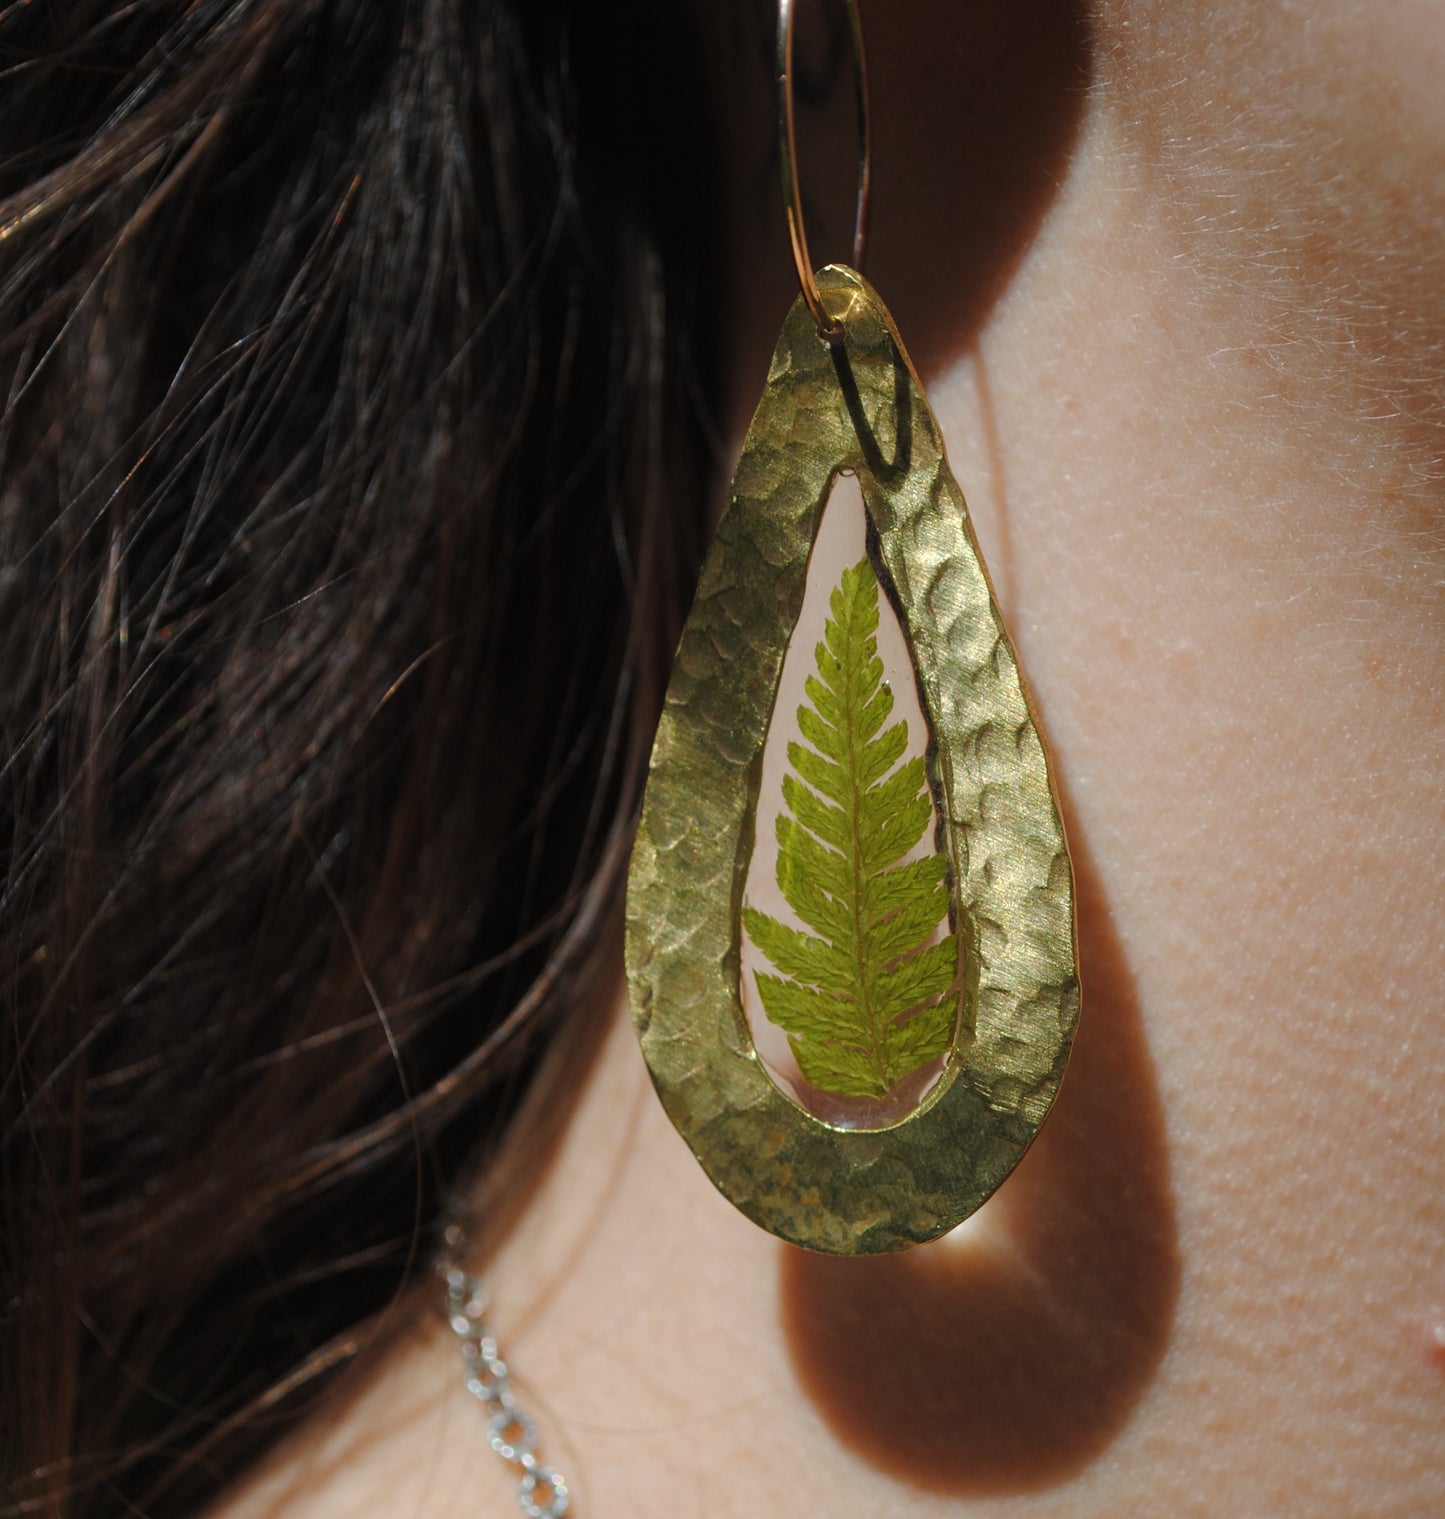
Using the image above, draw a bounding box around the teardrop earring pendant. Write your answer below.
[625,0,1079,1255]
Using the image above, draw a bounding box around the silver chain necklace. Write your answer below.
[441,1226,571,1518]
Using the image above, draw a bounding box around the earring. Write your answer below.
[626,0,1079,1255]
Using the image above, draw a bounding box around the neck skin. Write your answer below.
[217,3,1444,1514]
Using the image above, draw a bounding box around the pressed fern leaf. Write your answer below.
[742,557,959,1099]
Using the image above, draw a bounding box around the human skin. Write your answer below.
[215,2,1443,1515]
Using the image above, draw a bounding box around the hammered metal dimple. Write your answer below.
[625,266,1079,1255]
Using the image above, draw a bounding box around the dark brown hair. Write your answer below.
[0,2,718,1513]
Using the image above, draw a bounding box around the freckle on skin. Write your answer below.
[1427,1322,1445,1369]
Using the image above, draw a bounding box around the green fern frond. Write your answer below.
[742,556,958,1100]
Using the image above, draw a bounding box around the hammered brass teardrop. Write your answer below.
[625,266,1079,1255]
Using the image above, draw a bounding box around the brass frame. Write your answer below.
[626,268,1079,1254]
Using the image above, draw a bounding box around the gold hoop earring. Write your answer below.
[626,0,1079,1255]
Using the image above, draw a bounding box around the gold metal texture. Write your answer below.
[625,267,1079,1254]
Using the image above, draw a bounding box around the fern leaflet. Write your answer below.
[742,556,958,1099]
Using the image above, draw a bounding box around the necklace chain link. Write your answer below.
[441,1227,571,1519]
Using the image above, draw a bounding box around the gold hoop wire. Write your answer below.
[778,0,871,339]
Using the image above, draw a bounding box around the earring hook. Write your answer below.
[778,0,871,342]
